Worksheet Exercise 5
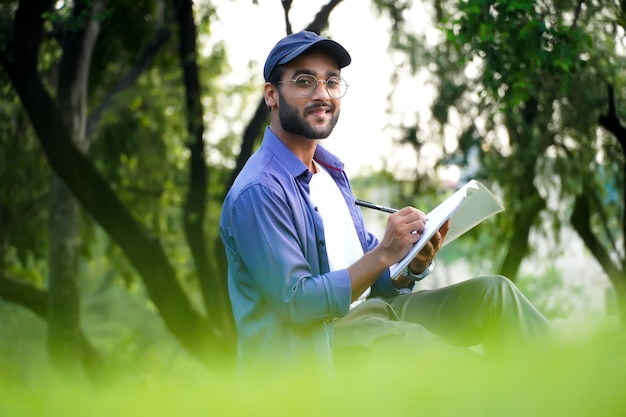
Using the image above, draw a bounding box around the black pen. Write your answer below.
[355,199,398,214]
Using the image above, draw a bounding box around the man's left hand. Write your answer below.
[409,219,450,273]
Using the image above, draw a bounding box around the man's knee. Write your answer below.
[467,274,514,292]
[464,275,526,305]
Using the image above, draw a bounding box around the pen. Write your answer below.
[355,199,398,214]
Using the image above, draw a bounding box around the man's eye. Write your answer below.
[326,79,340,88]
[295,77,314,86]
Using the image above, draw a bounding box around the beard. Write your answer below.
[278,93,340,139]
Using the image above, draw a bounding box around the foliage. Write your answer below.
[0,0,345,374]
[0,326,624,417]
[2,0,624,381]
[0,73,50,277]
[447,1,593,107]
[0,300,47,382]
[79,232,197,375]
[0,0,246,372]
[516,266,585,320]
[372,0,626,297]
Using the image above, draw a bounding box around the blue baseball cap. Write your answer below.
[263,30,351,81]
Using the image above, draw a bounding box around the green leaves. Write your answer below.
[444,0,594,110]
[375,0,626,284]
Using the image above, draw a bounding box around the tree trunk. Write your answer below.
[498,99,547,281]
[173,0,235,348]
[0,272,104,373]
[45,0,106,375]
[498,187,546,281]
[596,84,626,328]
[47,176,83,373]
[571,193,625,328]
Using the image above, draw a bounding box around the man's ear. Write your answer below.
[264,82,278,109]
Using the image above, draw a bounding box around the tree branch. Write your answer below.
[173,0,235,347]
[572,0,584,28]
[0,0,53,70]
[281,0,293,34]
[86,27,171,139]
[588,175,621,258]
[225,97,269,193]
[0,274,47,319]
[560,144,621,257]
[305,0,344,34]
[0,273,104,373]
[599,84,626,151]
[570,193,621,280]
[598,84,626,272]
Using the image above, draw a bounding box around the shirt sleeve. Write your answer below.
[225,183,352,325]
[363,230,416,298]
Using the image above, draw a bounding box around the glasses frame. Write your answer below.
[276,74,349,99]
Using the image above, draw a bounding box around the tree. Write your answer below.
[375,0,626,325]
[46,0,107,375]
[1,0,227,374]
[0,0,346,376]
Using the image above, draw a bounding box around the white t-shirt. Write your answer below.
[309,161,369,309]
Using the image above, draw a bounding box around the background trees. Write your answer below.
[376,0,626,322]
[1,0,238,376]
[0,0,624,380]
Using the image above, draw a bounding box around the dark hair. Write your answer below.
[267,65,286,85]
[266,66,286,111]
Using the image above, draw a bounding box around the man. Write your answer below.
[220,30,551,375]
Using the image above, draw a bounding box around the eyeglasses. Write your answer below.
[277,74,349,99]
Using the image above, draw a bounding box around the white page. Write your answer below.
[389,180,504,280]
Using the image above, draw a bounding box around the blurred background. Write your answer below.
[1,0,624,385]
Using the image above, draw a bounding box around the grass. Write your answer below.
[1,323,625,417]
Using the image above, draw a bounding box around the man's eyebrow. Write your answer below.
[291,68,341,78]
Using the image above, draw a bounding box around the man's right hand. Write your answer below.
[347,206,427,301]
[377,206,427,265]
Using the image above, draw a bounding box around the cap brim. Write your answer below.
[276,39,351,70]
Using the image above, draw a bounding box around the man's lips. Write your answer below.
[307,106,332,117]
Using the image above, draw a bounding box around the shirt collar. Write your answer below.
[262,127,345,179]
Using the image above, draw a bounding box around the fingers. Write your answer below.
[423,219,449,252]
[416,226,446,263]
[393,206,427,235]
[431,227,445,249]
[379,207,427,262]
[382,207,446,266]
[438,219,450,241]
[416,236,437,262]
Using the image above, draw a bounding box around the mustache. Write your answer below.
[305,103,334,113]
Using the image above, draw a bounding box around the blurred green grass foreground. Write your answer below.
[1,322,625,417]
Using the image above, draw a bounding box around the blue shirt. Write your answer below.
[220,128,401,373]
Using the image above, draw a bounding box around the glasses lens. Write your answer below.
[326,77,347,99]
[292,75,348,98]
[294,75,317,96]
